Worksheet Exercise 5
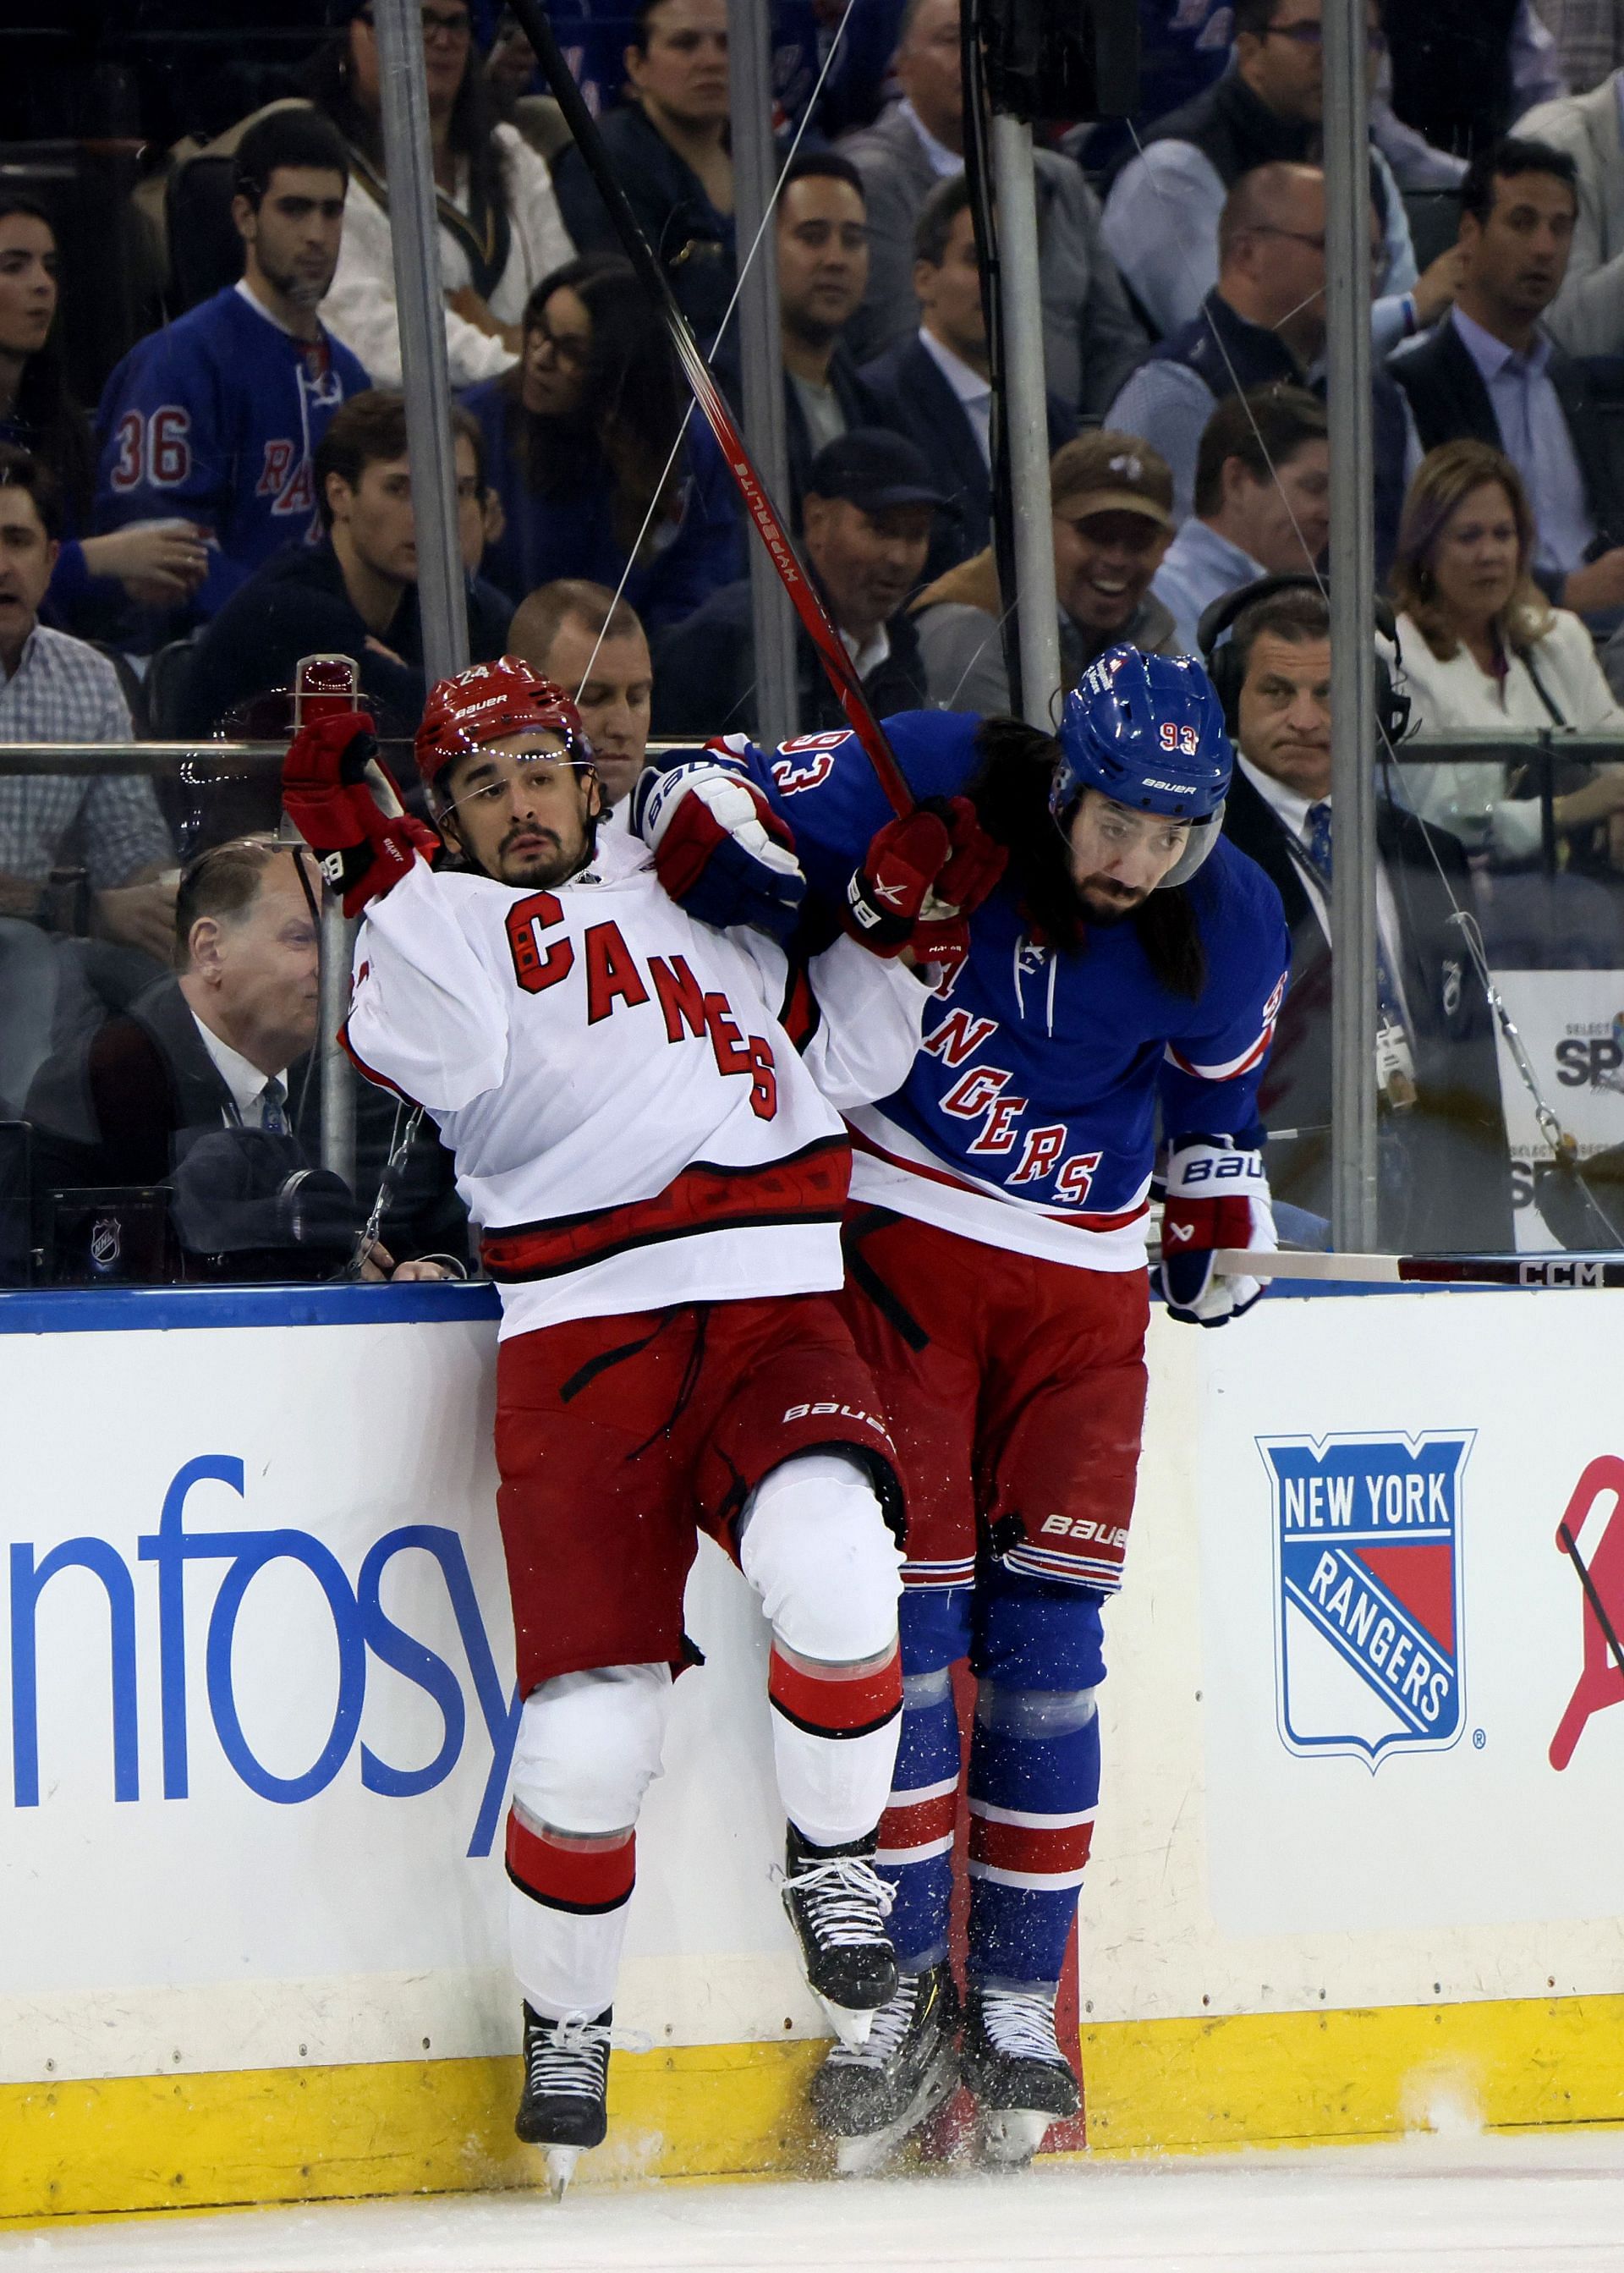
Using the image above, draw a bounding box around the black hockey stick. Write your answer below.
[508,0,914,818]
[1556,1521,1624,1686]
[1213,1248,1624,1290]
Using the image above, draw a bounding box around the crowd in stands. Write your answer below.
[3,0,1624,1280]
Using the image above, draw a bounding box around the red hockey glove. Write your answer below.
[844,808,954,956]
[933,795,1007,914]
[1155,1133,1276,1327]
[283,711,437,918]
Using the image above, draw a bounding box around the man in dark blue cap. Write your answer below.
[651,429,943,738]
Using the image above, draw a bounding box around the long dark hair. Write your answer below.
[968,715,1207,999]
[0,194,93,526]
[505,255,689,554]
[301,31,509,224]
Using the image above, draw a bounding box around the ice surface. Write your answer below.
[4,2132,1623,2272]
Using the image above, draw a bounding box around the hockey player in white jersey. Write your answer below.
[282,656,954,2189]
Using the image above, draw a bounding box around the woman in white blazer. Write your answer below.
[304,8,573,391]
[1391,438,1624,865]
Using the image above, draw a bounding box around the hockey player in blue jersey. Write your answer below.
[92,109,370,642]
[635,648,1288,2167]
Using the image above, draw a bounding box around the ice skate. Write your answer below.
[782,1826,898,2047]
[810,1960,960,2175]
[515,2002,612,2194]
[959,1985,1080,2168]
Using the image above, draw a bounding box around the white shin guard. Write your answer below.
[739,1452,905,1848]
[508,1664,672,2022]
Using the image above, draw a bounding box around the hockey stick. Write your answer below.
[507,0,914,819]
[1211,1247,1624,1289]
[1555,1519,1624,1686]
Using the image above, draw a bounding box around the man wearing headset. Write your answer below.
[1203,574,1513,1251]
[634,651,1290,2168]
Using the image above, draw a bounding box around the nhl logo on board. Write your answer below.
[89,1216,122,1274]
[1260,1430,1472,1767]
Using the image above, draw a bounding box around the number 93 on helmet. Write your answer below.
[1050,646,1233,890]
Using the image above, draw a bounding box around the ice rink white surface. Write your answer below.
[5,2133,1623,2272]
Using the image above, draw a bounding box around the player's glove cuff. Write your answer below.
[1155,1131,1276,1328]
[634,759,805,942]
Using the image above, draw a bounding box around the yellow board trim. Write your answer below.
[6,1996,1624,2223]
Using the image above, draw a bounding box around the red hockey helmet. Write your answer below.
[414,656,590,790]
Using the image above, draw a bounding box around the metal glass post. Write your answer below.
[371,0,470,685]
[727,0,798,748]
[320,904,357,1185]
[1322,0,1379,1251]
[989,114,1061,732]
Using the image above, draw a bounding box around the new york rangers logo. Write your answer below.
[1261,1430,1472,1766]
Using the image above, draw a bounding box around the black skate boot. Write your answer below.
[515,2001,612,2196]
[959,1985,1081,2168]
[810,1961,960,2176]
[782,1826,898,2048]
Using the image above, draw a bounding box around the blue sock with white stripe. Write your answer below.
[875,1663,961,1971]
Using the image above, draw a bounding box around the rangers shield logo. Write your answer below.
[1261,1430,1472,1766]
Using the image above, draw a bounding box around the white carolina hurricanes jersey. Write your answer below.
[344,829,930,1337]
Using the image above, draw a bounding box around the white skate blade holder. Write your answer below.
[980,2106,1056,2168]
[545,2144,580,2199]
[820,1994,875,2051]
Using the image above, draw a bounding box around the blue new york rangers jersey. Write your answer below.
[722,709,1290,1272]
[93,285,370,619]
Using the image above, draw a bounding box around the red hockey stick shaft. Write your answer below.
[509,0,914,818]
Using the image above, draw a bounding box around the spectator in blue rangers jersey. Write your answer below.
[0,450,176,1112]
[464,255,741,626]
[637,651,1288,2171]
[92,109,370,651]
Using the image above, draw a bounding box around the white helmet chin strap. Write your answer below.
[1158,801,1226,890]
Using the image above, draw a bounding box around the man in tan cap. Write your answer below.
[909,431,1178,713]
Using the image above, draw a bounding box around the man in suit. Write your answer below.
[1106,164,1416,565]
[1520,72,1624,357]
[1389,135,1624,615]
[837,0,1149,415]
[1209,579,1513,1249]
[26,839,458,1277]
[652,429,940,738]
[858,175,1077,586]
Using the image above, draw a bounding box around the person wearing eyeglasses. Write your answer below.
[1101,0,1462,352]
[300,0,573,390]
[462,255,741,633]
[1105,162,1419,572]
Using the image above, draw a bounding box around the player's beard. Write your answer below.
[494,808,598,887]
[1074,877,1148,925]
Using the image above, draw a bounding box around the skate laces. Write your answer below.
[826,1970,920,2071]
[979,1989,1063,2066]
[786,1852,897,1946]
[524,2012,649,2100]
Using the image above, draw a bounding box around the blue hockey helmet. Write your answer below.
[1051,646,1233,888]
